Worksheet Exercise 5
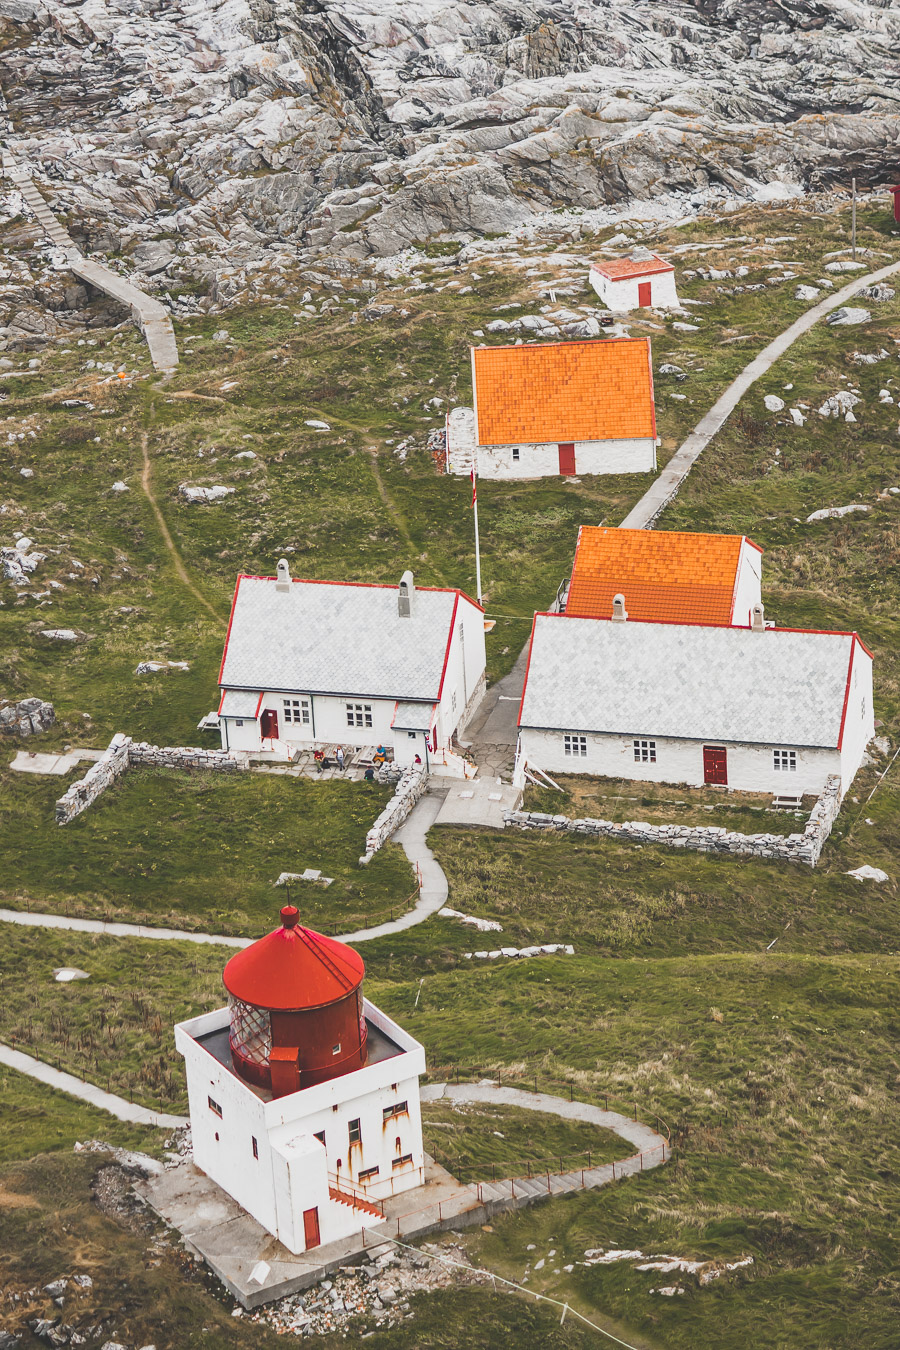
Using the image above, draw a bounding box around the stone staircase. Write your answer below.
[2,153,179,374]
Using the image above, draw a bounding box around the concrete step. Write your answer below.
[508,1177,546,1198]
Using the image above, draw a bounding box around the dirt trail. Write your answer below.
[139,431,225,626]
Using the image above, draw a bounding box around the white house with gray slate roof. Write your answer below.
[517,610,874,797]
[217,562,486,767]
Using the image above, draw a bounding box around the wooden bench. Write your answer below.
[771,794,804,810]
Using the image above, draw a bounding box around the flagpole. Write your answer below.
[472,463,482,604]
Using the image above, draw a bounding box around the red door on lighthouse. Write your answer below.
[303,1207,321,1250]
[638,281,652,307]
[558,443,576,475]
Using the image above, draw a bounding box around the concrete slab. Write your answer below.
[434,778,523,829]
[10,748,104,776]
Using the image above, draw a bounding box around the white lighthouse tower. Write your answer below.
[175,906,426,1255]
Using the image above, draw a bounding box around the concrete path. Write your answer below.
[434,777,523,829]
[342,792,449,942]
[0,906,252,949]
[3,154,179,373]
[420,1082,665,1156]
[461,641,530,780]
[621,255,900,529]
[0,1042,187,1129]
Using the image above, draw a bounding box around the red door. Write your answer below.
[260,708,278,740]
[558,443,576,475]
[303,1206,320,1250]
[703,746,728,785]
[638,281,652,307]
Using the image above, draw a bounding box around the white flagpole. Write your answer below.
[472,464,482,604]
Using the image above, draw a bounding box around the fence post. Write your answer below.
[612,1160,615,1180]
[640,1152,643,1171]
[546,1170,551,1193]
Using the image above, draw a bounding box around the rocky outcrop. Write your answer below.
[1,0,898,299]
[0,695,54,736]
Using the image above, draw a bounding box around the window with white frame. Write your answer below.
[633,739,656,763]
[563,733,587,757]
[773,749,797,771]
[283,697,310,725]
[512,447,520,461]
[346,702,373,728]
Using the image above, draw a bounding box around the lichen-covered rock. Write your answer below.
[0,696,55,736]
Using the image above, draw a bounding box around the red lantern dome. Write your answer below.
[223,907,367,1097]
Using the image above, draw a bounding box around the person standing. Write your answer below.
[336,745,345,773]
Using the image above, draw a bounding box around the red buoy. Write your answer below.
[223,906,367,1097]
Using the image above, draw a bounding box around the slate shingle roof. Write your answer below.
[219,576,474,702]
[566,526,759,625]
[518,614,861,749]
[472,338,655,447]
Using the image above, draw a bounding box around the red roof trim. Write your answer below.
[744,537,763,554]
[539,610,867,642]
[254,691,265,719]
[647,338,656,440]
[436,592,460,703]
[517,614,540,728]
[590,261,674,280]
[836,635,857,752]
[218,576,243,685]
[217,689,227,716]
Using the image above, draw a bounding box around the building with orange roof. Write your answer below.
[565,526,763,628]
[445,337,657,480]
[589,248,679,312]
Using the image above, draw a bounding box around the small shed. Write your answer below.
[590,249,679,312]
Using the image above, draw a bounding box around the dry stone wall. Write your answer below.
[504,775,843,868]
[362,765,428,862]
[55,735,248,824]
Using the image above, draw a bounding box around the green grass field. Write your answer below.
[2,197,900,1349]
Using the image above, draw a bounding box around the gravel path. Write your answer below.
[621,256,900,529]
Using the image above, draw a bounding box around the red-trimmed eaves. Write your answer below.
[217,575,243,685]
[836,635,857,752]
[590,262,674,280]
[516,613,541,729]
[647,338,656,441]
[436,593,460,704]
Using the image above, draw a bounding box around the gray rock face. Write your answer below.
[0,0,898,285]
[0,696,55,736]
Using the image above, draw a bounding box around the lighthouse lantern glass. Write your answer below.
[229,996,271,1067]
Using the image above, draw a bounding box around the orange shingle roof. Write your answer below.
[472,339,654,447]
[591,254,674,280]
[566,527,759,625]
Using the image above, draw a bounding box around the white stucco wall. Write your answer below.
[589,268,680,312]
[518,726,842,796]
[465,436,656,480]
[435,596,487,744]
[731,541,763,627]
[175,999,427,1255]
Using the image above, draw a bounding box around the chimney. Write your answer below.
[751,603,765,631]
[275,558,291,592]
[611,593,628,623]
[398,569,414,617]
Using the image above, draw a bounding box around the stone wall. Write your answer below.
[504,775,843,868]
[129,741,248,772]
[361,765,428,861]
[55,732,131,825]
[0,696,54,737]
[56,735,248,824]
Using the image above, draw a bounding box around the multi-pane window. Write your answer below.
[512,448,520,461]
[348,1118,361,1145]
[563,734,587,757]
[393,1153,413,1168]
[451,690,457,713]
[383,1101,408,1122]
[208,1096,223,1118]
[346,702,373,728]
[283,698,310,725]
[773,749,797,771]
[251,1136,258,1159]
[633,739,656,763]
[358,1165,380,1181]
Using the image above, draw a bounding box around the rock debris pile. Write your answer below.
[0,694,54,735]
[241,1242,486,1338]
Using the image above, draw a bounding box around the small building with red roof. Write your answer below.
[216,560,486,769]
[175,905,427,1258]
[565,526,763,628]
[446,337,657,480]
[589,248,679,312]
